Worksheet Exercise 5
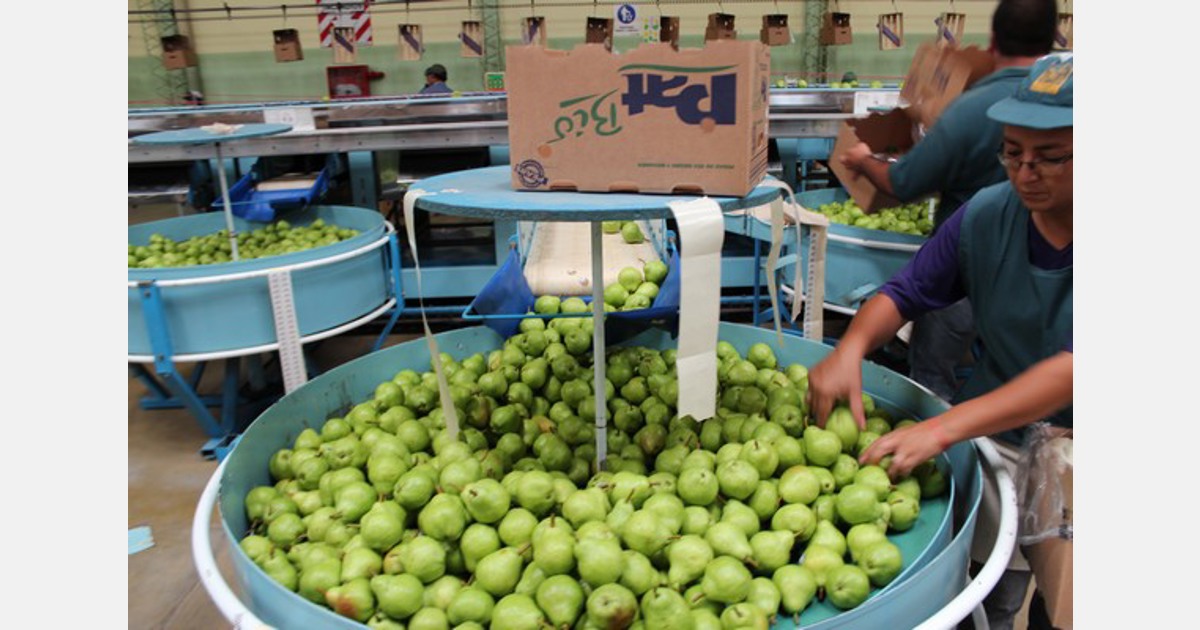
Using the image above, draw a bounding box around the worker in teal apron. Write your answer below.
[808,52,1073,630]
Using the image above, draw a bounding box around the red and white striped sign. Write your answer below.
[318,0,373,47]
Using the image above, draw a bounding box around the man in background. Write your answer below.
[420,64,452,95]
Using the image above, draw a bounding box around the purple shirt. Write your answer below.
[879,202,1073,351]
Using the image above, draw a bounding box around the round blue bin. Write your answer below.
[212,322,983,629]
[128,205,390,357]
[794,188,927,311]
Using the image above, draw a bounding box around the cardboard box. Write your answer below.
[506,41,770,197]
[273,29,303,63]
[900,42,994,129]
[161,35,197,70]
[1055,13,1073,50]
[760,15,790,46]
[705,13,736,41]
[523,17,547,46]
[828,108,914,212]
[585,17,614,51]
[936,12,966,48]
[877,13,904,51]
[333,26,357,64]
[398,24,424,61]
[819,12,852,46]
[660,16,680,48]
[461,21,484,58]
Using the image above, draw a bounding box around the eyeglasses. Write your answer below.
[996,152,1073,175]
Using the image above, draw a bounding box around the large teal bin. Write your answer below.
[128,205,390,357]
[213,322,982,629]
[795,188,927,310]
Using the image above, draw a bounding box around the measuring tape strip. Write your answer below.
[754,180,829,341]
[403,188,461,438]
[267,270,309,394]
[667,198,725,422]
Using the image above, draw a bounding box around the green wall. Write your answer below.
[129,33,992,106]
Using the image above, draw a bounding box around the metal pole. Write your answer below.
[590,222,608,470]
[212,142,241,260]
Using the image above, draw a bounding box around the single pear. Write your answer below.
[446,586,495,626]
[719,500,761,537]
[342,547,384,582]
[586,583,639,630]
[825,564,871,610]
[773,565,818,618]
[461,523,502,573]
[370,573,425,620]
[857,539,904,588]
[473,546,525,598]
[576,538,626,586]
[537,574,585,629]
[749,530,794,575]
[360,502,406,553]
[640,587,694,630]
[666,535,714,590]
[325,577,376,623]
[490,594,548,630]
[700,556,752,605]
[745,578,782,624]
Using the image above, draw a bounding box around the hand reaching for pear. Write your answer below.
[859,416,952,479]
[806,346,869,431]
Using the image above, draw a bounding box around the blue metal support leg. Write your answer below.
[373,231,407,353]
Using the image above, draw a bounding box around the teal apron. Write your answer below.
[954,183,1073,446]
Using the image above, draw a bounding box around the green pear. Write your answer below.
[244,486,280,522]
[749,530,794,575]
[461,478,511,524]
[772,565,818,618]
[261,550,298,591]
[371,573,425,620]
[562,487,611,529]
[447,586,495,626]
[812,495,838,525]
[620,549,659,596]
[811,467,838,495]
[836,484,884,526]
[778,465,821,506]
[809,520,848,558]
[857,539,904,588]
[704,522,755,566]
[533,521,577,576]
[914,459,948,499]
[640,587,694,630]
[800,544,844,588]
[643,493,686,535]
[691,608,723,630]
[401,536,447,584]
[587,583,639,630]
[490,593,547,630]
[802,426,842,468]
[739,440,780,479]
[537,574,585,629]
[300,507,342,544]
[239,534,273,564]
[366,612,405,629]
[747,481,782,522]
[745,577,781,623]
[824,406,860,455]
[326,577,376,622]
[887,491,921,532]
[514,562,547,597]
[825,564,871,610]
[609,471,653,508]
[719,500,761,537]
[342,547,384,582]
[461,523,502,573]
[677,467,719,507]
[893,477,922,502]
[394,470,437,511]
[681,449,717,472]
[681,506,717,536]
[294,427,323,452]
[473,546,525,597]
[262,495,300,524]
[716,460,760,501]
[576,521,619,543]
[700,556,752,605]
[294,456,331,491]
[770,503,817,541]
[846,523,889,563]
[621,510,671,558]
[407,607,449,630]
[514,470,557,516]
[666,535,714,590]
[266,513,304,548]
[360,502,406,553]
[576,538,625,586]
[854,465,894,501]
[333,480,377,523]
[424,575,465,610]
[419,493,468,542]
[498,508,539,548]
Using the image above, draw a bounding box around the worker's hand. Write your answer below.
[859,415,953,479]
[839,142,872,174]
[807,346,868,430]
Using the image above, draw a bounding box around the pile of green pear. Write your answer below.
[532,260,669,317]
[241,328,948,629]
[128,218,360,268]
[814,200,934,237]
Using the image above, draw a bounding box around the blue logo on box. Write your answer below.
[516,160,548,188]
[617,4,637,25]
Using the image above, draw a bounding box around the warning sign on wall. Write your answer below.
[318,0,373,47]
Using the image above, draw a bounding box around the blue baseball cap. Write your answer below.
[987,52,1073,129]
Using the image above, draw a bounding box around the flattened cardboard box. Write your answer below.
[828,108,913,212]
[506,41,770,197]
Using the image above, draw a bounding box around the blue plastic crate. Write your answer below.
[216,166,332,222]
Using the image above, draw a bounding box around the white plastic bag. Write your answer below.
[1015,422,1073,546]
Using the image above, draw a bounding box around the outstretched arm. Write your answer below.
[860,350,1074,478]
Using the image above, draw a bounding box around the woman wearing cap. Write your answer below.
[420,64,452,95]
[807,52,1073,630]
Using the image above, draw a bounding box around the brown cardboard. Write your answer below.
[760,15,790,46]
[523,17,547,46]
[161,35,197,70]
[460,21,484,58]
[828,108,914,212]
[1024,443,1073,629]
[899,42,995,129]
[819,13,852,46]
[877,13,903,51]
[585,17,614,51]
[273,29,303,63]
[705,13,736,41]
[1054,13,1073,50]
[398,24,423,61]
[505,41,771,197]
[660,17,680,49]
